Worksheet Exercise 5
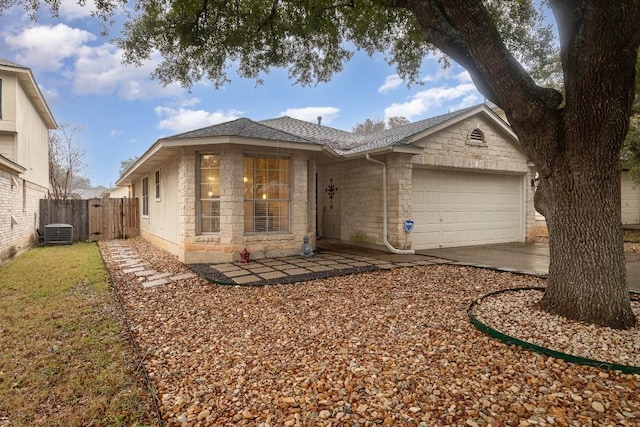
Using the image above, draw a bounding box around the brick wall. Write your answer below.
[0,170,47,264]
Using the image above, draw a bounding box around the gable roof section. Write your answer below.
[259,116,359,152]
[171,117,318,144]
[0,58,57,129]
[116,103,519,186]
[117,118,334,186]
[344,104,518,156]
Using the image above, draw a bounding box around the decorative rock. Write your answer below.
[592,401,605,413]
[197,409,210,420]
[319,410,331,419]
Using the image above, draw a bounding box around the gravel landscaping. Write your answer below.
[100,238,640,427]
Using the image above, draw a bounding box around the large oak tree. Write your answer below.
[12,0,639,328]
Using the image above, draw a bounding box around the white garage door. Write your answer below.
[412,170,523,249]
[622,171,640,225]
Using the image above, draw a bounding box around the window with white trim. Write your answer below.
[199,154,220,233]
[154,170,160,200]
[244,156,290,233]
[142,177,149,216]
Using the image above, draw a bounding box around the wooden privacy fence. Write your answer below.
[39,198,139,241]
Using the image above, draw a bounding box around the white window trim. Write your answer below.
[243,155,292,234]
[154,170,161,201]
[142,176,149,218]
[198,154,221,234]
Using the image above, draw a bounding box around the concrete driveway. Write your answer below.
[418,242,640,293]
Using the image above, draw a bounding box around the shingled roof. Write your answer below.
[0,58,25,68]
[162,104,494,155]
[344,106,479,155]
[168,117,317,145]
[260,105,483,155]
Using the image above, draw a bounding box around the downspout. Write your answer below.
[365,153,415,255]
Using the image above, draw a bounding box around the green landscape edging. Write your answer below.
[468,287,640,375]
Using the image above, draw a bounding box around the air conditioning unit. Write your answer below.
[44,223,74,245]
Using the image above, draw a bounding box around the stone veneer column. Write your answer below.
[291,156,309,240]
[386,155,414,249]
[221,149,245,248]
[178,151,197,250]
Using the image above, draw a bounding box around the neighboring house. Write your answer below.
[0,59,57,264]
[621,170,640,225]
[105,185,130,198]
[117,103,538,263]
[70,185,108,199]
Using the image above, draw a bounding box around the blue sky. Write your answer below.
[0,1,483,188]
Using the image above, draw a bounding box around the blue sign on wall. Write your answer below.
[404,219,414,233]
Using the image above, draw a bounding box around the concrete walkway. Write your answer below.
[419,242,640,293]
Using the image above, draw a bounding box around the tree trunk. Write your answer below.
[535,144,636,329]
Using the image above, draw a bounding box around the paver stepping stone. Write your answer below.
[142,278,169,288]
[148,272,172,280]
[225,270,252,278]
[119,258,143,264]
[233,275,259,284]
[170,273,196,281]
[307,265,333,272]
[134,270,158,277]
[121,263,147,269]
[123,266,145,274]
[259,271,287,280]
[282,268,311,275]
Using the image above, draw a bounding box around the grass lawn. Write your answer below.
[624,228,640,243]
[0,243,154,426]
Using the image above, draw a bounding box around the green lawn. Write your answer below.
[624,228,640,243]
[0,243,154,426]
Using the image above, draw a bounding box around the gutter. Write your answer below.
[365,153,415,255]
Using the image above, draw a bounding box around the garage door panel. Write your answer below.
[412,170,522,249]
[622,172,640,225]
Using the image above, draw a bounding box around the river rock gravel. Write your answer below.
[100,238,640,427]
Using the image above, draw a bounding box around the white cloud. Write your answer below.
[73,46,183,100]
[155,106,243,133]
[280,107,340,124]
[383,84,478,121]
[455,94,482,110]
[59,0,97,20]
[5,23,95,71]
[455,70,474,84]
[378,74,403,93]
[40,85,58,103]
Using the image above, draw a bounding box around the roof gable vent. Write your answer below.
[467,128,486,146]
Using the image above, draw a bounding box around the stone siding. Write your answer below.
[413,116,529,174]
[140,146,317,263]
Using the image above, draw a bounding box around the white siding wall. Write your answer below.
[139,158,180,249]
[15,81,49,188]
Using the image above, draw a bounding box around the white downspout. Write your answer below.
[365,153,415,255]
